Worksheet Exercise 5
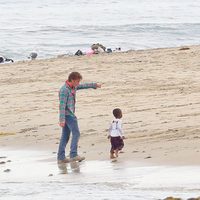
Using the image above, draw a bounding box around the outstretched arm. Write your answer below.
[76,83,101,90]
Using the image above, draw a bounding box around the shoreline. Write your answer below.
[1,44,199,64]
[1,45,200,166]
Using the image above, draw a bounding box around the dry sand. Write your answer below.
[1,45,200,166]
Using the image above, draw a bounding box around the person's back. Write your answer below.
[109,118,123,137]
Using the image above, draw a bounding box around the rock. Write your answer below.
[0,156,7,159]
[163,197,182,200]
[179,47,190,51]
[0,161,6,165]
[7,160,11,162]
[144,156,152,159]
[187,197,200,200]
[4,169,11,173]
[48,174,53,177]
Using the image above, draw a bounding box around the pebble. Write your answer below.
[4,169,11,173]
[144,156,152,159]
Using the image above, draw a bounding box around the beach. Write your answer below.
[1,45,200,164]
[1,46,200,199]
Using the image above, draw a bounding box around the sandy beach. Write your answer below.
[1,45,200,165]
[1,45,200,199]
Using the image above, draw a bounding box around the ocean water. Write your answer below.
[0,149,200,200]
[0,0,200,60]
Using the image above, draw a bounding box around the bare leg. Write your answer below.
[114,149,119,157]
[110,152,115,159]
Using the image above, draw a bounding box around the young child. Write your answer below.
[108,108,125,159]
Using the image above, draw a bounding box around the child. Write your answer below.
[108,108,125,159]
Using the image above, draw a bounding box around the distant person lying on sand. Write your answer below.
[57,72,101,164]
[91,43,106,54]
[108,108,125,159]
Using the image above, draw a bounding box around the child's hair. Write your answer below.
[68,72,82,81]
[113,108,122,119]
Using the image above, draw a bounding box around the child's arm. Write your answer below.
[76,83,101,90]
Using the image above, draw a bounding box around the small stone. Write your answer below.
[0,161,6,165]
[144,156,152,159]
[132,150,139,153]
[179,47,190,51]
[0,156,7,159]
[4,169,11,173]
[7,160,11,162]
[187,197,200,200]
[52,152,56,154]
[163,197,182,200]
[48,174,53,177]
[91,144,95,146]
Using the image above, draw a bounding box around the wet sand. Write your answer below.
[0,149,200,200]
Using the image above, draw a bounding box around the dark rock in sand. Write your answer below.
[48,174,53,177]
[179,47,190,51]
[144,156,152,159]
[187,197,200,200]
[0,161,6,165]
[4,169,11,173]
[163,197,182,200]
[0,156,7,159]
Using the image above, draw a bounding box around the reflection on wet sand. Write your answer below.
[1,149,200,200]
[57,161,80,174]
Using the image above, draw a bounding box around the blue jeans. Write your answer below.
[57,115,80,160]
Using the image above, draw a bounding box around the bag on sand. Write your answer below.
[75,50,83,56]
